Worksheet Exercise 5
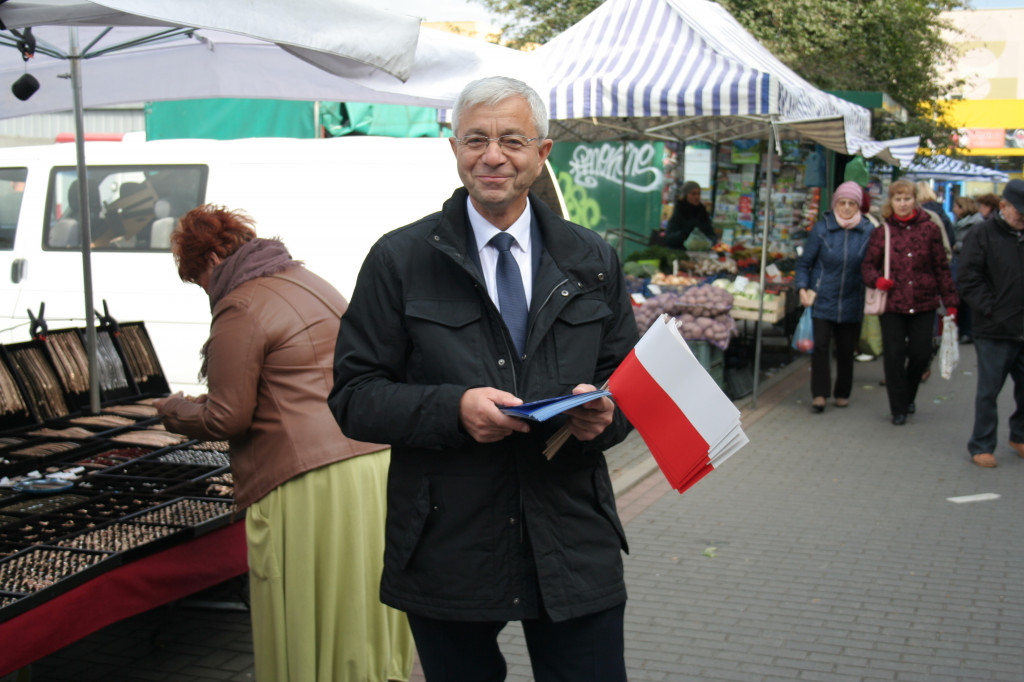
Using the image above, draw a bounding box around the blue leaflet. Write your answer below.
[499,390,613,422]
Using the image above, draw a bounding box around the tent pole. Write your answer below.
[750,124,776,409]
[69,27,100,414]
[619,139,626,259]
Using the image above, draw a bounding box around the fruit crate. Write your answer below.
[729,292,786,323]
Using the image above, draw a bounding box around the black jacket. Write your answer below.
[329,188,639,622]
[665,199,716,248]
[957,215,1024,341]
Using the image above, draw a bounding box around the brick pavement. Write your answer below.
[12,344,1024,681]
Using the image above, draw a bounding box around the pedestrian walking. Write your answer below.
[795,181,873,412]
[956,179,1024,468]
[861,179,958,425]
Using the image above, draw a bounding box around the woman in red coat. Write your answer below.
[861,179,958,425]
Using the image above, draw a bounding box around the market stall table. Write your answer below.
[0,519,247,676]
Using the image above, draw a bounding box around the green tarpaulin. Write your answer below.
[146,100,442,140]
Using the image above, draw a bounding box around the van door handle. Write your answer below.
[11,258,26,283]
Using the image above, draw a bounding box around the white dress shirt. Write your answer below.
[467,196,533,311]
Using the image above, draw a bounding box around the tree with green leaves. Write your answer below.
[475,0,966,153]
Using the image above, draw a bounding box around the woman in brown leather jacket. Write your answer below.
[155,205,413,682]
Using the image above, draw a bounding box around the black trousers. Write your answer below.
[880,311,936,416]
[810,317,862,399]
[407,603,627,682]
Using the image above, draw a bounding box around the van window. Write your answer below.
[0,167,28,250]
[44,165,208,251]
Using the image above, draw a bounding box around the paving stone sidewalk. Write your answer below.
[13,344,1024,681]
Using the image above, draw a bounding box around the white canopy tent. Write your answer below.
[529,0,921,405]
[533,0,916,168]
[0,0,429,411]
[904,155,1010,183]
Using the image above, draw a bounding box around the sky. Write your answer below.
[376,0,1023,25]
[379,0,500,24]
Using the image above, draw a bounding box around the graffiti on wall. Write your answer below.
[549,141,665,234]
[567,142,664,193]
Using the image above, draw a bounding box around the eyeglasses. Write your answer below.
[453,134,540,152]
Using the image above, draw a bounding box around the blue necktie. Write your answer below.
[490,232,528,355]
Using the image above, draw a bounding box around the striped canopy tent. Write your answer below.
[904,155,1010,182]
[534,0,916,169]
[532,0,922,406]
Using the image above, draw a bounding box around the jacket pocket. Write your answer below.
[593,468,629,554]
[394,473,502,599]
[394,477,432,571]
[404,298,486,383]
[553,297,613,385]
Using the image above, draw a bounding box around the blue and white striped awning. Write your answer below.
[534,0,913,167]
[903,155,1010,182]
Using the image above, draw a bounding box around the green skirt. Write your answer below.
[246,449,414,682]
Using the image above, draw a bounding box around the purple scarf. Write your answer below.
[200,238,298,377]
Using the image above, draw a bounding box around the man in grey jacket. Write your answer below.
[957,179,1024,468]
[329,76,638,681]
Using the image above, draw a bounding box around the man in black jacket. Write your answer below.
[957,179,1024,468]
[329,76,638,681]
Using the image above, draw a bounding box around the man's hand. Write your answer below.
[459,387,530,443]
[564,384,615,442]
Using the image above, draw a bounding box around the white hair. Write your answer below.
[452,76,549,139]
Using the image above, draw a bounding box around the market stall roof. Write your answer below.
[903,154,1010,182]
[532,0,916,168]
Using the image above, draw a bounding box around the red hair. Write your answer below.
[171,204,257,283]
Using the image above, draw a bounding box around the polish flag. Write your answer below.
[609,316,747,493]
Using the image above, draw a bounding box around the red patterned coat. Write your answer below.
[860,208,958,314]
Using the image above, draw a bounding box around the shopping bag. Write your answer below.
[863,288,887,315]
[792,307,814,353]
[859,314,883,356]
[939,314,960,380]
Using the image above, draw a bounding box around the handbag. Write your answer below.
[864,223,890,315]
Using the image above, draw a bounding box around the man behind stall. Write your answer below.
[329,76,639,681]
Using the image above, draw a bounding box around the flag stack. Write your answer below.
[608,314,748,493]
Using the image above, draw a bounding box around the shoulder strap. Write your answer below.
[883,224,890,279]
[269,273,343,319]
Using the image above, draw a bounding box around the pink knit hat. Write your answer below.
[831,180,864,209]
[832,181,864,210]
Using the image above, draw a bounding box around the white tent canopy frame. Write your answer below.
[529,0,921,406]
[904,154,1010,183]
[0,0,426,413]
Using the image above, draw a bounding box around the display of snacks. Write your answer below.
[130,498,233,528]
[102,403,159,418]
[58,493,165,520]
[0,494,90,516]
[56,521,181,553]
[74,446,153,471]
[69,414,137,428]
[9,440,82,458]
[0,515,99,546]
[157,449,230,468]
[109,429,188,448]
[0,547,110,594]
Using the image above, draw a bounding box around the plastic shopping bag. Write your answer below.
[940,314,959,380]
[792,307,814,354]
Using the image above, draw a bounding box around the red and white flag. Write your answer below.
[609,315,747,493]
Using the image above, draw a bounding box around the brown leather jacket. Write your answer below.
[160,265,383,510]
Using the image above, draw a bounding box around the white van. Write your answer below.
[0,136,566,394]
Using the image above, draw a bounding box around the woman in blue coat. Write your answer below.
[795,181,874,412]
